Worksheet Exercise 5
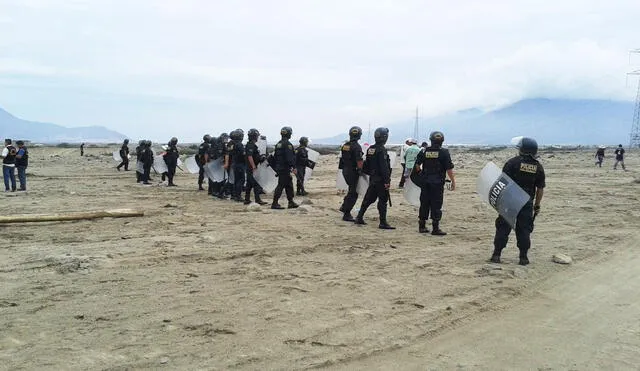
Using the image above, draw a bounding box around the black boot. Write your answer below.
[255,197,268,205]
[431,221,447,236]
[342,213,355,222]
[519,250,529,266]
[419,220,429,233]
[379,220,396,230]
[288,201,299,209]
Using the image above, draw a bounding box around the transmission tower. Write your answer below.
[629,49,640,149]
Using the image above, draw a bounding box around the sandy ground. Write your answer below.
[1,145,639,370]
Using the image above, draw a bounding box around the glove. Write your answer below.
[534,204,541,215]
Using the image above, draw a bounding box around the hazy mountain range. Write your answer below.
[316,98,636,146]
[1,98,636,145]
[0,107,126,143]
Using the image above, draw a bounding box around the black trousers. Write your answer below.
[117,157,129,170]
[167,163,177,184]
[273,170,294,204]
[232,164,246,198]
[358,181,389,221]
[296,166,306,192]
[340,170,359,213]
[143,166,152,183]
[399,163,406,187]
[419,182,444,222]
[198,163,206,186]
[245,171,261,201]
[494,202,534,256]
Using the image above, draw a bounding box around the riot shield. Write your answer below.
[254,163,277,193]
[136,161,144,174]
[205,159,225,182]
[336,170,368,196]
[185,156,200,174]
[153,155,168,174]
[403,178,421,207]
[304,148,321,181]
[476,162,531,229]
[112,151,122,162]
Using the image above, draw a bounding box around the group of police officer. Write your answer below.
[193,127,311,209]
[115,124,546,266]
[337,125,545,266]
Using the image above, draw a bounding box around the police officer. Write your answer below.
[295,137,310,196]
[594,146,605,167]
[414,131,455,235]
[271,126,299,209]
[116,139,130,171]
[197,135,211,190]
[225,129,246,202]
[141,140,154,185]
[135,140,143,183]
[244,128,268,205]
[210,133,229,198]
[163,137,180,186]
[15,140,28,191]
[1,139,17,192]
[491,137,545,266]
[614,144,626,171]
[354,127,394,229]
[338,126,364,221]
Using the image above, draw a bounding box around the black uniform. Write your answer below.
[493,155,546,260]
[80,143,84,156]
[142,146,154,184]
[356,143,392,225]
[197,141,210,189]
[206,138,223,196]
[295,145,309,195]
[272,139,296,206]
[614,147,626,170]
[135,145,142,182]
[244,140,264,203]
[595,148,605,167]
[117,143,130,171]
[228,140,246,200]
[414,146,454,231]
[338,140,363,215]
[163,143,179,186]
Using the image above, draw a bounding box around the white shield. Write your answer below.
[153,155,168,174]
[205,159,225,182]
[112,151,122,162]
[257,138,267,156]
[304,148,321,181]
[477,162,531,229]
[185,156,200,174]
[254,163,277,193]
[403,178,421,207]
[136,161,144,173]
[336,170,368,196]
[389,153,398,168]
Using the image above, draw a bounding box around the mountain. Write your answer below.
[0,107,127,143]
[315,98,636,146]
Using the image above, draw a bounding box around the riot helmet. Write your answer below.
[299,136,309,146]
[517,137,538,157]
[374,127,389,145]
[248,128,260,141]
[429,131,445,148]
[203,134,211,142]
[280,126,293,139]
[349,126,362,141]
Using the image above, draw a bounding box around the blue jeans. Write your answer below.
[17,166,27,190]
[3,165,16,191]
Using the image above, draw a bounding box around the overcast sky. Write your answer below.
[1,0,639,142]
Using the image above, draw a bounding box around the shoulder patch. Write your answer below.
[425,151,439,159]
[367,147,376,155]
[342,144,351,151]
[288,144,293,150]
[520,163,538,174]
[276,143,282,148]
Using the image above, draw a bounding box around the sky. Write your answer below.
[1,0,639,142]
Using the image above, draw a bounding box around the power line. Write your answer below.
[629,49,640,149]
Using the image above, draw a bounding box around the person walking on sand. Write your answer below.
[594,146,605,168]
[15,140,28,191]
[80,143,85,156]
[1,139,17,192]
[613,144,626,171]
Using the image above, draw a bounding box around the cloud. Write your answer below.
[1,0,639,141]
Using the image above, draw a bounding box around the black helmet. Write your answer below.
[281,126,293,139]
[349,126,362,140]
[299,136,309,146]
[236,129,245,141]
[429,131,444,142]
[374,127,389,145]
[219,132,229,142]
[203,134,211,142]
[145,140,152,146]
[138,140,144,146]
[169,137,178,145]
[248,128,260,141]
[517,137,538,157]
[209,136,217,144]
[124,139,129,144]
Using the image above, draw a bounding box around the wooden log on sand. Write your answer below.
[0,209,144,224]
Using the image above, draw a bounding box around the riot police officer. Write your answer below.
[355,127,395,229]
[295,137,310,196]
[338,126,364,221]
[135,140,143,183]
[197,134,211,190]
[414,131,455,235]
[163,137,180,186]
[245,128,268,205]
[271,126,299,209]
[491,137,546,266]
[117,139,130,171]
[141,140,154,185]
[210,133,229,198]
[225,129,246,202]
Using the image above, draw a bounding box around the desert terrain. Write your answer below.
[1,145,639,370]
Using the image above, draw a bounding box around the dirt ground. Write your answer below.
[1,145,639,370]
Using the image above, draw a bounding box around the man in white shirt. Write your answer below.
[398,138,411,188]
[1,138,17,192]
